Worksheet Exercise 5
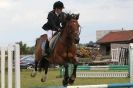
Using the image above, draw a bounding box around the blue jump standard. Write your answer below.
[108,83,133,88]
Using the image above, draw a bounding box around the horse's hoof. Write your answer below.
[62,79,68,87]
[41,78,47,82]
[41,78,44,82]
[62,78,69,87]
[68,78,75,85]
[31,73,36,77]
[38,68,42,72]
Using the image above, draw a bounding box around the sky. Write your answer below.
[0,0,133,46]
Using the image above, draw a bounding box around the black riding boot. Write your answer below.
[45,40,50,56]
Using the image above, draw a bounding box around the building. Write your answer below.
[96,30,133,56]
[96,30,120,40]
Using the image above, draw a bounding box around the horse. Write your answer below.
[31,13,80,86]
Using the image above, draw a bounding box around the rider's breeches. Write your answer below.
[45,30,56,40]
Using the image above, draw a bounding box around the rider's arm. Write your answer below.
[59,12,67,28]
[47,12,59,31]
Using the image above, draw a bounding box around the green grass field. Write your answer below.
[0,69,129,88]
[21,69,129,88]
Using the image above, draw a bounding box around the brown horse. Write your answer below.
[31,13,80,86]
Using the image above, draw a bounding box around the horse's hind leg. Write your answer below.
[41,66,48,82]
[31,60,38,77]
[41,59,49,82]
[69,63,78,85]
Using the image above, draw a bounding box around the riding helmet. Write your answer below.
[53,1,64,9]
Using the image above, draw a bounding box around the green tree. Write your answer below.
[17,41,34,55]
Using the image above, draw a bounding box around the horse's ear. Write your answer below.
[76,14,79,20]
[66,13,71,21]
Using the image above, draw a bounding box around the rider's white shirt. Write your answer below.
[43,30,56,40]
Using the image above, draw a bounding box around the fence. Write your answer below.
[111,47,128,65]
[0,44,20,88]
[59,65,128,78]
[67,43,133,88]
[77,65,128,70]
[60,48,129,78]
[76,72,128,78]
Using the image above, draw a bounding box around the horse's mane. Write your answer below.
[65,13,79,21]
[60,13,79,34]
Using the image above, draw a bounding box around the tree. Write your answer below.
[17,41,34,55]
[86,41,94,47]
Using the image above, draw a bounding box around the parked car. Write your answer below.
[20,55,35,69]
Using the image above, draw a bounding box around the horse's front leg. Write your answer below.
[69,63,78,85]
[63,63,69,86]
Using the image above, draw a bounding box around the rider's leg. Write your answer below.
[41,31,51,56]
[41,41,47,56]
[45,39,50,55]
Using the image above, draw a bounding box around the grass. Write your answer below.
[0,69,129,88]
[20,69,129,88]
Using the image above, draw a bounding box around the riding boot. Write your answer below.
[45,40,50,56]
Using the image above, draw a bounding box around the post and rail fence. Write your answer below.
[0,44,20,88]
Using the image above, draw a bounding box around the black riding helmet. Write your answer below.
[53,1,64,9]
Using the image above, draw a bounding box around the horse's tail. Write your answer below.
[35,38,40,47]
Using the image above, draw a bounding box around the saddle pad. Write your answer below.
[49,32,61,51]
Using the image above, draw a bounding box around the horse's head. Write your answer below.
[64,13,80,44]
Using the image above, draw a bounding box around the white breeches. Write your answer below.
[44,30,56,40]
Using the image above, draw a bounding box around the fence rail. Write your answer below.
[77,72,128,78]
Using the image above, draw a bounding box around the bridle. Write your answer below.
[66,19,81,44]
[59,13,81,45]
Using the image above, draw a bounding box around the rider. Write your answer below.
[42,1,65,56]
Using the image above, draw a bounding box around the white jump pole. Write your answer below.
[14,44,21,88]
[1,47,5,88]
[129,43,133,83]
[8,45,13,88]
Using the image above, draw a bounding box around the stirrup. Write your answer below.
[43,55,49,61]
[43,52,48,56]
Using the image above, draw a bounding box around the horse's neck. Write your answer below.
[60,27,73,47]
